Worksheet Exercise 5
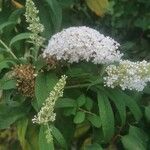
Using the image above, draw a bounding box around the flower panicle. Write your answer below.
[25,0,45,47]
[104,60,150,91]
[32,75,67,125]
[43,26,123,64]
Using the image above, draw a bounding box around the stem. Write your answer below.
[46,123,50,131]
[79,108,95,115]
[0,39,18,60]
[65,83,91,89]
[34,45,40,61]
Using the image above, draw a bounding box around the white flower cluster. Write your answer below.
[25,0,45,46]
[43,26,122,64]
[32,75,67,124]
[104,60,150,91]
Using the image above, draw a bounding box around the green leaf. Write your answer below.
[121,126,148,150]
[45,0,62,32]
[17,117,31,150]
[97,92,114,142]
[51,125,68,149]
[9,33,31,47]
[0,78,16,90]
[121,126,149,150]
[58,0,75,8]
[74,111,85,124]
[0,21,16,32]
[25,122,39,150]
[55,98,77,108]
[8,8,24,22]
[85,0,109,16]
[87,114,101,128]
[121,135,145,150]
[0,59,16,71]
[85,97,93,111]
[0,103,30,129]
[34,0,53,38]
[129,126,149,144]
[106,89,126,125]
[39,125,54,150]
[77,94,86,107]
[35,72,58,109]
[119,90,142,121]
[63,107,77,116]
[145,105,150,122]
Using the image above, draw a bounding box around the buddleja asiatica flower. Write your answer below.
[43,26,123,64]
[32,75,67,124]
[25,0,45,47]
[32,75,67,143]
[104,60,150,91]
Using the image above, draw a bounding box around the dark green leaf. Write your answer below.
[0,103,30,129]
[8,8,24,22]
[35,72,58,108]
[51,125,68,149]
[0,60,16,71]
[97,92,115,142]
[119,90,142,121]
[55,98,77,108]
[0,21,16,32]
[45,0,62,32]
[106,89,126,125]
[145,105,150,122]
[87,114,101,128]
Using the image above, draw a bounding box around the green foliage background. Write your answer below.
[0,0,150,150]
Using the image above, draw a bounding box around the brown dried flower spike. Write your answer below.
[13,64,36,97]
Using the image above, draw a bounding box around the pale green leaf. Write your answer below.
[85,0,109,16]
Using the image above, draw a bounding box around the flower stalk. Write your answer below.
[0,39,18,60]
